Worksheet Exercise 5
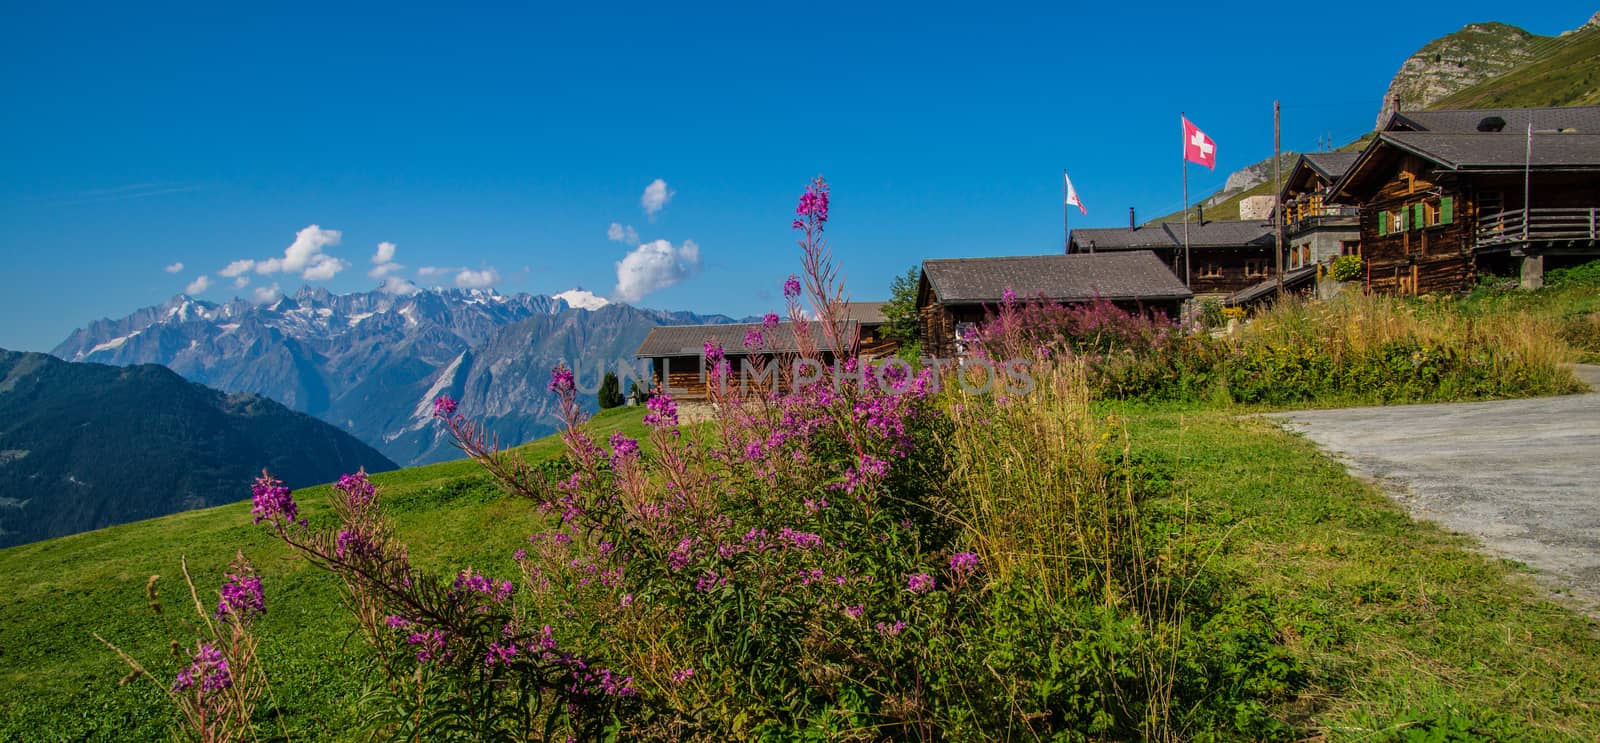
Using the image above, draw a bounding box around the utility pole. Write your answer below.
[1274,100,1284,298]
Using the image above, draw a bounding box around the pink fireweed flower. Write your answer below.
[906,573,935,594]
[485,641,519,667]
[452,569,514,604]
[407,629,449,663]
[620,594,634,608]
[215,561,265,621]
[383,615,413,628]
[795,182,830,224]
[783,275,802,299]
[609,433,640,463]
[432,394,457,418]
[798,567,825,586]
[643,392,678,428]
[762,312,781,332]
[512,549,528,561]
[694,571,726,592]
[671,667,694,683]
[336,529,381,561]
[778,527,822,550]
[844,604,865,619]
[743,328,764,350]
[875,620,906,637]
[250,471,299,527]
[334,469,377,509]
[547,364,576,394]
[173,643,232,693]
[667,537,694,571]
[703,340,725,366]
[949,552,980,577]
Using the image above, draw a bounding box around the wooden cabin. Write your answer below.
[1068,218,1279,295]
[634,310,892,401]
[1280,152,1362,269]
[915,252,1193,358]
[1326,111,1600,294]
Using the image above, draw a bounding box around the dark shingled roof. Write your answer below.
[1302,152,1360,180]
[921,251,1192,306]
[1070,220,1274,252]
[840,301,888,325]
[1068,225,1174,251]
[1382,132,1600,169]
[635,321,856,358]
[1387,106,1600,134]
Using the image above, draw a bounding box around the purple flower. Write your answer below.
[609,433,640,463]
[743,328,764,350]
[173,643,231,693]
[215,557,265,621]
[762,312,781,332]
[452,569,514,604]
[643,393,678,428]
[778,527,822,550]
[336,529,381,561]
[783,275,802,299]
[485,641,519,667]
[1001,287,1017,305]
[407,629,449,663]
[906,573,935,594]
[875,620,905,637]
[671,667,694,683]
[335,469,376,509]
[843,604,864,619]
[432,395,458,418]
[949,552,980,577]
[703,340,725,365]
[250,471,299,527]
[667,538,694,571]
[547,364,576,394]
[795,182,830,224]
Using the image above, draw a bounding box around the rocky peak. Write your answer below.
[1375,21,1548,128]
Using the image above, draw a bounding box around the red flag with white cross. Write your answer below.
[1182,116,1216,170]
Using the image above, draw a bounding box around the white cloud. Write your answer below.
[454,268,500,289]
[641,179,672,217]
[164,261,184,273]
[252,283,282,304]
[233,276,251,289]
[613,239,701,302]
[185,275,211,294]
[219,259,255,277]
[606,222,640,246]
[252,224,345,279]
[300,254,348,281]
[554,288,610,310]
[368,241,403,278]
[379,276,421,296]
[417,265,462,278]
[372,241,396,264]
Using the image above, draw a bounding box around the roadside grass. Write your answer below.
[1460,263,1600,363]
[0,407,647,742]
[1117,403,1600,740]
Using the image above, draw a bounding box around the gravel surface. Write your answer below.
[1268,365,1600,613]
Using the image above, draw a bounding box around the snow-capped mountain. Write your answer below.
[53,286,732,464]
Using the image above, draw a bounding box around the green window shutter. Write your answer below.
[1378,210,1388,236]
[1414,203,1426,228]
[1440,197,1453,224]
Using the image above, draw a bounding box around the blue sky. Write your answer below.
[1,1,1593,351]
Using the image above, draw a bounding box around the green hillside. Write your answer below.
[0,350,398,548]
[1434,27,1600,109]
[0,406,647,741]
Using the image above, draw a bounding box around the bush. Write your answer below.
[1328,255,1363,282]
[597,371,624,409]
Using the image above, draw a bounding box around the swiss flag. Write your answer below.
[1182,116,1216,170]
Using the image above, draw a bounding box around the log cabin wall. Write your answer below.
[1357,155,1475,295]
[1186,247,1279,295]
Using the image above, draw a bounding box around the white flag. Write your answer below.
[1064,172,1087,215]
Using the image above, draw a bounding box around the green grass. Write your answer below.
[7,361,1600,738]
[1117,405,1600,740]
[1434,27,1600,110]
[0,407,647,742]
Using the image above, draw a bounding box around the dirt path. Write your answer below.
[1268,365,1600,613]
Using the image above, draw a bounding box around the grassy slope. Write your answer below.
[1121,406,1600,739]
[1433,28,1600,110]
[0,407,647,742]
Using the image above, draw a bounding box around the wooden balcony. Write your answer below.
[1476,208,1600,252]
[1285,206,1359,236]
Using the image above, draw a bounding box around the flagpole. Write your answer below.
[1182,113,1191,289]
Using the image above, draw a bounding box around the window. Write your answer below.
[1341,240,1361,257]
[1244,260,1267,278]
[1199,263,1223,279]
[1300,244,1311,266]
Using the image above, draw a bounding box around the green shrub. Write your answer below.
[1328,255,1363,282]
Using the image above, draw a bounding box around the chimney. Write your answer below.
[1128,207,1136,229]
[1196,203,1205,224]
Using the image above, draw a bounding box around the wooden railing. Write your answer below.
[1477,207,1600,247]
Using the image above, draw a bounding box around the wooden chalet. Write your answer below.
[1326,106,1600,294]
[1280,152,1362,269]
[1068,217,1279,295]
[634,302,896,401]
[915,252,1193,358]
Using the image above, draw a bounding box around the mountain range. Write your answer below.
[0,349,397,547]
[52,287,736,465]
